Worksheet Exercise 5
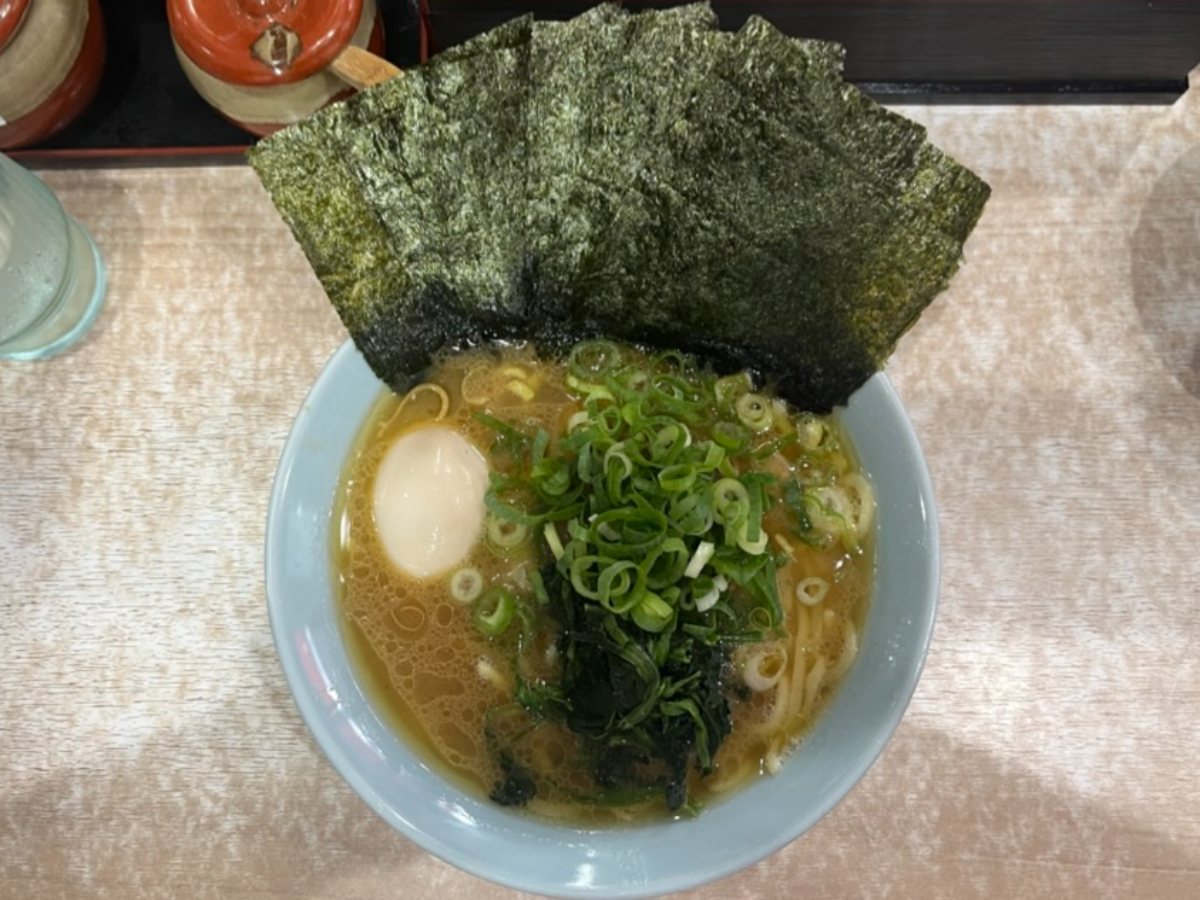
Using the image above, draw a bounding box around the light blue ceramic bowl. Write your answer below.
[265,339,938,898]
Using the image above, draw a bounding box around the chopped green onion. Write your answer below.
[657,463,698,493]
[532,455,576,501]
[694,578,721,613]
[668,491,713,536]
[473,411,531,456]
[644,537,690,589]
[735,392,773,432]
[736,477,770,554]
[712,420,749,453]
[798,415,832,451]
[650,348,692,372]
[684,541,716,578]
[449,568,483,605]
[591,402,623,436]
[529,568,550,606]
[487,513,530,552]
[484,488,542,527]
[610,368,650,398]
[543,522,566,560]
[569,340,624,380]
[531,427,549,467]
[736,521,770,556]
[632,592,675,633]
[714,372,753,410]
[473,587,517,637]
[568,554,604,601]
[566,373,614,400]
[711,478,751,536]
[591,504,668,559]
[746,605,775,634]
[603,445,634,478]
[597,560,644,614]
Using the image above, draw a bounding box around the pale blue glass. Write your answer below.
[0,152,106,360]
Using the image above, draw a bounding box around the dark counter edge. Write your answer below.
[426,1,1200,101]
[11,0,1200,162]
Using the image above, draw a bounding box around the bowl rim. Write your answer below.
[265,338,939,898]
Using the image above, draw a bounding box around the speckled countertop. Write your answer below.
[3,82,1200,900]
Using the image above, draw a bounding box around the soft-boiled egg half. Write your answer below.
[371,426,489,578]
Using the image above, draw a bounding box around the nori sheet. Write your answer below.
[600,14,984,403]
[721,18,990,245]
[246,102,403,343]
[248,1,990,411]
[249,16,541,379]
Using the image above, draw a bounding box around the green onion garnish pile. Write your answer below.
[473,341,822,812]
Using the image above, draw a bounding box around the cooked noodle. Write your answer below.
[384,382,450,426]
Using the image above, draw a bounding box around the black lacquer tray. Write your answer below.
[15,0,1200,160]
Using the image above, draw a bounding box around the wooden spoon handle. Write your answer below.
[330,45,401,90]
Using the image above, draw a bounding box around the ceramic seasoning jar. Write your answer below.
[167,0,384,137]
[0,0,107,150]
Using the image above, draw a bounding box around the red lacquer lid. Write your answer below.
[167,0,363,86]
[0,0,32,52]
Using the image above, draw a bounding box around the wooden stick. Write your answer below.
[330,45,402,90]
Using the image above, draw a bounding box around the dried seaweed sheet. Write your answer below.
[524,4,720,294]
[348,41,531,309]
[251,18,543,378]
[247,103,404,343]
[721,18,989,245]
[249,1,989,411]
[579,15,985,406]
[248,14,538,327]
[518,9,987,407]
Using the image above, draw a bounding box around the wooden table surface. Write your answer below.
[4,88,1200,899]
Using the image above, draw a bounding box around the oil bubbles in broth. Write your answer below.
[333,342,875,822]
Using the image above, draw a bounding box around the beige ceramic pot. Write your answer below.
[0,0,106,150]
[167,0,384,137]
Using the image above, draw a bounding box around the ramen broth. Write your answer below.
[333,343,874,822]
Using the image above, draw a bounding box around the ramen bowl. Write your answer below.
[265,338,938,898]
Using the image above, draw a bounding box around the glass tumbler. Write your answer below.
[0,152,106,360]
